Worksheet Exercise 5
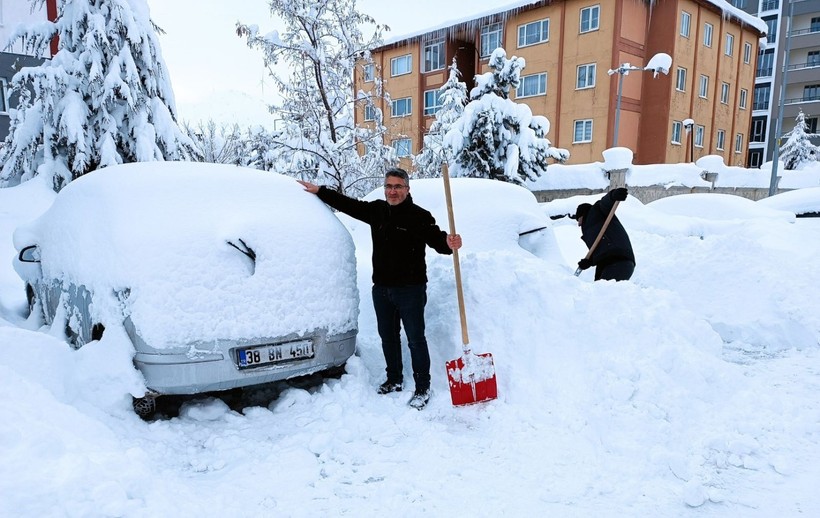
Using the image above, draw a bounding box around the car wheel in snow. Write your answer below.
[133,394,157,419]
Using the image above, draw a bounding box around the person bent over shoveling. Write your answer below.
[573,187,635,281]
[298,168,461,409]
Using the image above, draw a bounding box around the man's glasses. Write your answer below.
[384,184,408,191]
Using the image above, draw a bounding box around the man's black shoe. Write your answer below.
[408,388,430,409]
[377,381,402,394]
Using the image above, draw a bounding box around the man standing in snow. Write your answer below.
[297,168,462,409]
[573,187,635,281]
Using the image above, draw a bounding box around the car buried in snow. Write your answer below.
[13,162,359,417]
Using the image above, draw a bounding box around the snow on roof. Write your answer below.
[383,0,766,47]
[14,162,359,347]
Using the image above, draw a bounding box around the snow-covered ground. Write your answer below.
[1,169,820,516]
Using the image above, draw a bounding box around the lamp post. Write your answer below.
[683,118,695,162]
[767,0,795,197]
[608,53,672,147]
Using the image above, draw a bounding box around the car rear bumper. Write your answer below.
[133,329,357,395]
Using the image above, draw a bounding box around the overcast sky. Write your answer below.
[145,0,500,126]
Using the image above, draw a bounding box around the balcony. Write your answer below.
[756,66,773,78]
[789,27,820,50]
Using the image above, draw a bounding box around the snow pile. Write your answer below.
[1,175,820,516]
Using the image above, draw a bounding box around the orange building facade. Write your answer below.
[355,0,765,170]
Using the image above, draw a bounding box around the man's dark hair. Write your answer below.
[385,167,410,186]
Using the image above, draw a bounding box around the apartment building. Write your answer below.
[356,0,766,169]
[736,0,820,168]
[0,0,56,141]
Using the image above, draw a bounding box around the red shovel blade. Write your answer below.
[446,353,497,406]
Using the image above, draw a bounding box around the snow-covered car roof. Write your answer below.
[361,177,556,254]
[756,187,820,216]
[13,162,358,347]
[647,192,795,223]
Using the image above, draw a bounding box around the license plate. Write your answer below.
[237,340,314,369]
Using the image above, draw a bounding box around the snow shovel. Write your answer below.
[574,200,620,276]
[441,166,498,406]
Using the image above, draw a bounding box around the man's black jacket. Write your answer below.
[580,190,635,267]
[317,187,452,286]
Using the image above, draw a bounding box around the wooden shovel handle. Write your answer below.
[585,200,620,259]
[575,200,620,277]
[441,165,470,350]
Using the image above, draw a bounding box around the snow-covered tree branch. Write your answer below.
[237,0,394,197]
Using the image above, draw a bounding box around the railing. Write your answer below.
[790,27,820,37]
[756,66,773,77]
[784,94,820,104]
[786,61,820,71]
[752,101,770,110]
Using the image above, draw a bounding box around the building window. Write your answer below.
[573,119,593,143]
[721,82,730,104]
[0,79,8,113]
[391,55,412,77]
[754,84,771,110]
[391,97,412,117]
[751,117,767,142]
[730,0,746,7]
[576,64,596,89]
[806,117,818,133]
[743,42,752,64]
[676,67,687,91]
[757,49,774,77]
[364,104,376,122]
[716,129,726,150]
[518,19,549,47]
[671,121,682,144]
[805,84,820,101]
[580,5,600,33]
[735,133,743,153]
[699,75,709,98]
[695,125,705,148]
[423,89,443,116]
[725,33,734,57]
[704,23,713,47]
[812,17,820,32]
[480,22,503,57]
[680,11,691,38]
[764,16,778,43]
[392,138,412,157]
[748,149,763,169]
[739,88,748,109]
[422,40,445,73]
[363,64,374,82]
[809,51,820,67]
[517,72,547,98]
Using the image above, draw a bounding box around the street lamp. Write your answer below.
[683,118,695,162]
[608,53,672,147]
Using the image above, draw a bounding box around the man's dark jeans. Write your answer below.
[372,284,430,391]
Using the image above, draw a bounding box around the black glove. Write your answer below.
[611,187,628,201]
[577,258,593,271]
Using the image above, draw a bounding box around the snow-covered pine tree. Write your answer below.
[779,110,820,170]
[0,0,197,191]
[444,48,569,184]
[413,58,467,178]
[237,0,394,197]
